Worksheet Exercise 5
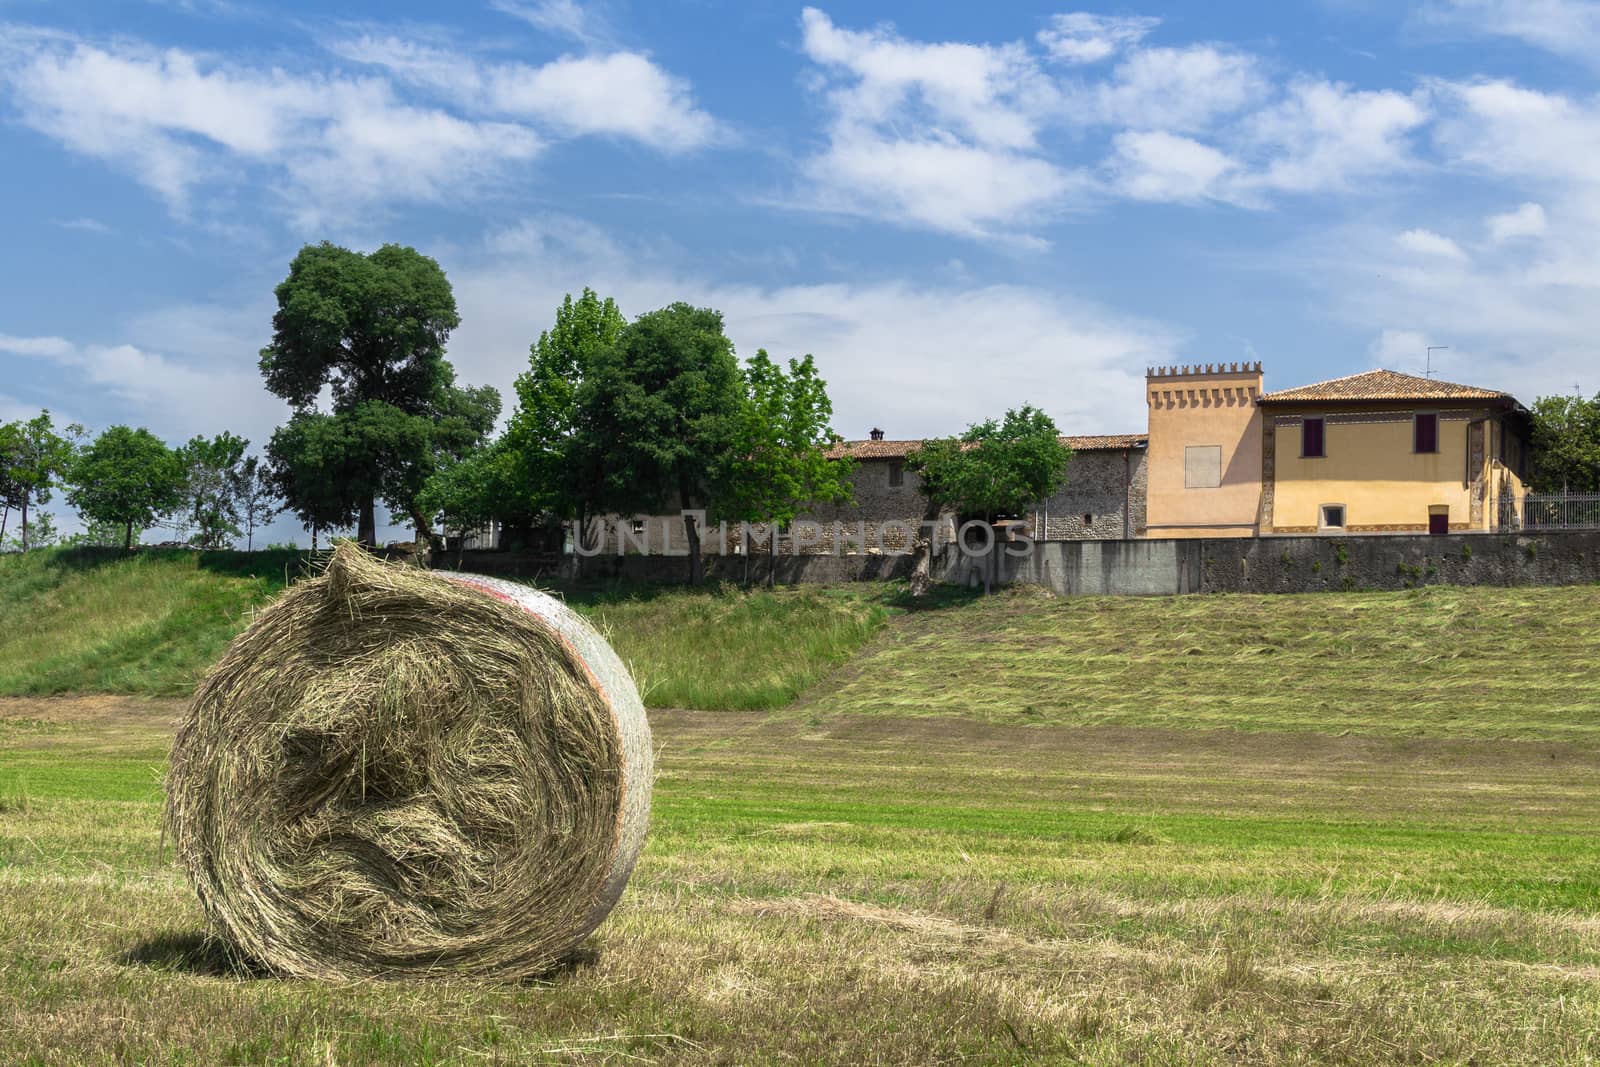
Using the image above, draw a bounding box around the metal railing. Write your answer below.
[1522,493,1600,530]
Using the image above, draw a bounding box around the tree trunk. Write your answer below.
[768,522,779,589]
[358,497,377,548]
[680,487,703,586]
[1,502,9,550]
[124,520,133,552]
[312,523,320,551]
[20,500,28,553]
[408,503,442,560]
[684,512,702,585]
[908,500,943,599]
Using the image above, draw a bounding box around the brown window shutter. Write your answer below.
[1302,417,1324,458]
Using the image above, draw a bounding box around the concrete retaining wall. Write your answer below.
[939,530,1600,595]
[450,530,1600,595]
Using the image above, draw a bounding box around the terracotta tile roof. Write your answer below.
[1064,433,1147,451]
[826,433,1146,460]
[825,438,926,460]
[1259,369,1515,404]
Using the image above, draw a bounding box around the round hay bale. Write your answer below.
[164,544,652,979]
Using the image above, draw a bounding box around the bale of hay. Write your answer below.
[164,544,652,979]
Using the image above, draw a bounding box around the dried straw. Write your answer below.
[164,544,652,979]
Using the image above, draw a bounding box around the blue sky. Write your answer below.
[2,0,1598,542]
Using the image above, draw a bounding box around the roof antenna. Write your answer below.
[1426,345,1448,379]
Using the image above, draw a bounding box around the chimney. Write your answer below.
[869,427,885,441]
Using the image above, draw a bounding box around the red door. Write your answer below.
[1429,513,1449,536]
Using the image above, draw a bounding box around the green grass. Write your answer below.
[0,550,889,709]
[814,582,1600,738]
[0,549,303,696]
[568,583,889,709]
[5,703,1600,1064]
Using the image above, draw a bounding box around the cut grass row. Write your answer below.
[4,702,1600,1064]
[813,581,1600,738]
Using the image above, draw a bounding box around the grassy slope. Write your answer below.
[4,704,1600,1064]
[0,549,888,710]
[814,582,1600,738]
[0,549,302,696]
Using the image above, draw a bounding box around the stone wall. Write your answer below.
[1034,448,1147,541]
[451,530,1600,594]
[942,530,1600,596]
[447,548,914,584]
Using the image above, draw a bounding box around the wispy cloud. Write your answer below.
[52,216,113,234]
[793,8,1430,239]
[0,20,718,226]
[489,0,608,46]
[1418,0,1600,65]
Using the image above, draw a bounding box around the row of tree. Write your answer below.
[0,414,279,552]
[14,237,1596,563]
[257,244,872,582]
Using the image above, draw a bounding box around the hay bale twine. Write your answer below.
[164,544,652,979]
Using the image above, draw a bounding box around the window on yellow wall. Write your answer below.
[1302,417,1325,458]
[1414,412,1439,454]
[1184,445,1222,488]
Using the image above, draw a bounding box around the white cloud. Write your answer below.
[444,214,1180,439]
[1,25,718,224]
[1037,13,1160,64]
[1396,227,1468,260]
[800,8,1055,151]
[1108,131,1236,202]
[490,0,605,45]
[1420,0,1600,64]
[795,9,1430,235]
[53,216,113,234]
[487,53,717,151]
[796,7,1081,238]
[1299,207,1600,403]
[0,331,267,441]
[332,34,719,152]
[801,134,1082,241]
[1487,202,1547,241]
[1432,79,1600,186]
[1233,80,1428,197]
[1089,46,1268,132]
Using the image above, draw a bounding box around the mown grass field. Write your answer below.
[816,582,1600,738]
[4,700,1600,1064]
[2,551,1600,1062]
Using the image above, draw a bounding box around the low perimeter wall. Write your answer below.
[941,531,1600,595]
[450,531,1600,595]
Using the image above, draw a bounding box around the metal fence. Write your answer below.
[1522,493,1600,530]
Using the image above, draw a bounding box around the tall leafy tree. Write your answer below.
[907,406,1073,593]
[382,383,501,545]
[1529,393,1600,494]
[571,302,743,583]
[259,241,492,546]
[66,426,188,551]
[0,420,20,548]
[231,455,281,552]
[265,412,363,548]
[178,431,248,548]
[417,439,521,557]
[503,288,627,537]
[1,411,75,552]
[716,349,854,579]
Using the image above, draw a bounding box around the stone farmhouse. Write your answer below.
[577,363,1531,554]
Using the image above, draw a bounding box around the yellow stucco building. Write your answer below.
[1144,365,1530,538]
